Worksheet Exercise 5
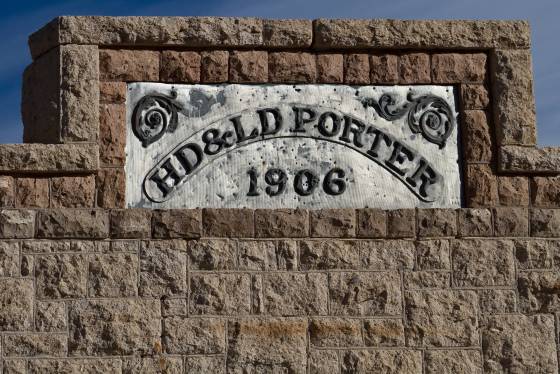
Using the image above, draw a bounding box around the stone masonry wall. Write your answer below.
[0,16,556,373]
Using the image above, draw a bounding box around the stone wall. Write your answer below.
[0,16,557,373]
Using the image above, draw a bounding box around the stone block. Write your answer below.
[51,176,95,208]
[96,168,126,208]
[493,207,529,237]
[479,289,516,314]
[482,314,558,373]
[530,208,560,237]
[0,176,14,207]
[254,209,308,237]
[28,359,122,373]
[310,209,356,238]
[416,239,451,270]
[190,273,251,315]
[309,318,363,347]
[363,319,405,347]
[263,19,312,48]
[186,356,225,374]
[452,239,515,287]
[0,209,35,238]
[203,208,254,237]
[22,240,70,253]
[0,279,33,331]
[36,254,88,298]
[300,240,361,270]
[532,176,560,207]
[140,240,187,297]
[457,208,493,237]
[152,209,201,238]
[3,359,27,374]
[99,81,127,104]
[227,318,307,373]
[164,316,225,354]
[36,301,67,332]
[68,299,161,355]
[356,208,386,238]
[16,178,49,208]
[238,240,277,270]
[425,350,482,374]
[0,144,99,173]
[123,357,183,374]
[370,54,398,84]
[200,50,228,83]
[161,298,187,318]
[360,239,416,270]
[3,334,67,357]
[269,52,317,83]
[229,51,268,82]
[405,290,479,347]
[340,350,422,374]
[99,103,126,167]
[262,273,328,315]
[160,50,201,82]
[460,84,489,110]
[316,53,343,83]
[309,350,339,374]
[344,53,370,84]
[404,271,450,289]
[99,49,159,81]
[110,209,152,238]
[518,271,560,312]
[465,164,498,207]
[515,239,560,270]
[417,208,457,237]
[0,241,19,277]
[88,253,138,297]
[329,271,402,316]
[399,53,430,83]
[432,53,487,83]
[461,110,492,163]
[499,146,560,173]
[188,239,237,270]
[387,209,416,238]
[276,240,298,270]
[37,209,109,239]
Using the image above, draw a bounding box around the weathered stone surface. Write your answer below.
[313,19,375,49]
[515,239,560,269]
[254,209,308,237]
[238,240,277,270]
[186,356,225,374]
[387,209,416,238]
[36,300,67,332]
[160,51,201,82]
[482,314,558,373]
[416,239,451,270]
[404,271,450,289]
[532,176,560,207]
[452,239,515,287]
[465,164,498,207]
[0,279,33,331]
[99,49,159,81]
[69,299,161,355]
[518,271,560,312]
[405,290,479,347]
[300,240,360,270]
[203,208,254,237]
[262,273,328,315]
[462,110,492,162]
[200,50,228,83]
[3,333,67,357]
[28,359,122,373]
[530,208,560,237]
[123,357,183,374]
[37,209,109,239]
[3,359,27,374]
[110,209,151,238]
[263,19,312,48]
[161,298,187,317]
[310,318,362,347]
[190,273,251,315]
[341,350,422,374]
[227,318,307,373]
[16,178,49,208]
[152,209,201,238]
[164,316,225,354]
[99,103,126,166]
[363,319,405,347]
[370,54,398,84]
[22,240,70,253]
[36,253,88,298]
[500,146,560,173]
[0,144,98,173]
[479,289,517,314]
[99,81,126,104]
[0,176,14,207]
[493,207,529,237]
[329,272,402,316]
[88,253,138,297]
[0,209,35,238]
[310,209,355,237]
[460,84,489,110]
[229,51,268,82]
[21,253,33,277]
[188,239,237,270]
[357,208,386,238]
[0,241,19,277]
[309,350,339,374]
[276,240,298,270]
[361,240,416,270]
[96,168,125,208]
[140,240,187,297]
[344,53,370,84]
[432,53,487,83]
[399,53,430,83]
[51,176,95,208]
[425,350,482,374]
[457,208,493,237]
[316,53,343,83]
[417,209,457,237]
[269,52,317,83]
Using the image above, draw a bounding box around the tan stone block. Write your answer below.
[160,51,201,82]
[425,350,482,374]
[404,271,450,289]
[432,53,487,83]
[360,239,416,270]
[460,84,489,110]
[387,209,416,238]
[276,240,298,270]
[530,208,560,237]
[399,53,430,83]
[188,239,237,270]
[0,144,99,173]
[461,110,492,163]
[0,209,36,238]
[269,52,317,83]
[140,240,187,297]
[123,357,183,374]
[16,178,49,208]
[99,49,159,81]
[238,240,277,270]
[36,253,88,298]
[514,239,560,270]
[152,209,201,238]
[37,209,109,239]
[99,81,127,104]
[344,53,370,84]
[457,208,493,237]
[51,176,95,208]
[3,334,67,357]
[417,208,457,237]
[416,239,451,270]
[356,208,386,238]
[465,164,498,207]
[499,146,560,173]
[96,168,125,208]
[21,253,33,277]
[0,278,34,331]
[518,271,560,312]
[88,253,138,297]
[312,19,375,49]
[28,359,122,373]
[262,273,328,315]
[498,176,529,206]
[186,356,225,374]
[0,176,14,207]
[110,209,152,238]
[190,273,251,315]
[36,300,67,332]
[309,318,363,347]
[363,319,405,347]
[99,103,126,166]
[493,207,529,237]
[531,176,560,207]
[299,240,360,270]
[309,350,339,374]
[201,50,228,83]
[3,359,27,373]
[254,209,308,237]
[263,19,312,48]
[341,350,422,373]
[229,50,268,82]
[164,316,225,354]
[316,53,343,83]
[203,208,254,238]
[161,298,187,318]
[0,241,19,277]
[310,209,355,238]
[478,289,516,314]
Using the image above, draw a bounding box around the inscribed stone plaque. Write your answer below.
[125,84,461,209]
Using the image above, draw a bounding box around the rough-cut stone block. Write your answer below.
[425,350,482,374]
[357,208,386,238]
[16,178,49,208]
[190,273,251,315]
[263,19,312,48]
[0,144,98,173]
[51,176,95,208]
[361,240,415,270]
[457,208,493,237]
[186,356,225,374]
[518,271,560,312]
[4,359,27,373]
[432,53,487,83]
[0,176,14,207]
[462,110,492,163]
[254,209,308,237]
[0,241,19,277]
[532,176,560,207]
[515,239,560,270]
[530,209,560,237]
[483,314,558,373]
[140,240,187,297]
[123,357,183,374]
[96,168,125,208]
[88,253,138,297]
[479,289,516,314]
[300,240,360,270]
[460,84,489,110]
[341,350,422,374]
[203,208,254,237]
[160,51,201,82]
[416,239,451,270]
[28,359,122,373]
[161,298,187,318]
[0,279,33,331]
[276,240,298,270]
[22,240,70,253]
[99,81,126,104]
[329,271,402,316]
[399,53,430,83]
[238,240,277,270]
[404,271,450,289]
[310,209,355,238]
[498,176,529,206]
[344,53,370,84]
[269,52,317,83]
[110,209,151,238]
[99,103,126,167]
[316,53,343,83]
[500,146,560,173]
[370,54,398,84]
[387,209,416,238]
[3,334,67,357]
[405,290,479,347]
[164,316,225,354]
[313,19,375,49]
[452,239,515,287]
[262,273,328,315]
[465,164,498,207]
[363,319,405,347]
[309,350,339,374]
[188,239,237,270]
[99,49,159,81]
[417,209,457,237]
[229,51,268,83]
[69,299,161,356]
[36,253,88,298]
[201,50,228,83]
[36,301,67,332]
[152,209,201,238]
[37,209,107,239]
[227,318,307,373]
[493,207,529,237]
[309,318,363,347]
[0,209,35,238]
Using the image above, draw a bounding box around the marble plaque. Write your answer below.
[125,83,461,209]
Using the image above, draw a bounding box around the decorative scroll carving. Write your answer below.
[363,93,455,148]
[132,92,181,147]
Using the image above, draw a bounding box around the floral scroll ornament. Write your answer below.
[363,93,455,149]
[132,91,182,147]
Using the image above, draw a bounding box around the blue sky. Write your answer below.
[1,0,558,145]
